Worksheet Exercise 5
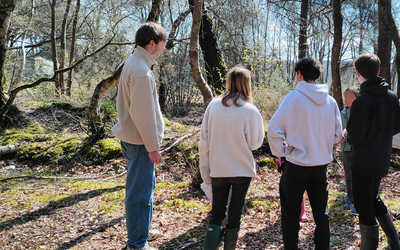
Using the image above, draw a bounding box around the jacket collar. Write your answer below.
[134,46,157,70]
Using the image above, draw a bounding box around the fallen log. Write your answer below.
[0,145,20,155]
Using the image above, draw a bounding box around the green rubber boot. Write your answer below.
[376,213,400,250]
[224,227,240,250]
[359,223,379,250]
[204,223,224,250]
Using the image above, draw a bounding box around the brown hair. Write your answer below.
[221,66,252,107]
[354,53,380,79]
[135,22,167,47]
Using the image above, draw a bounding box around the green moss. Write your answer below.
[106,191,125,202]
[161,199,209,211]
[86,138,122,162]
[243,199,277,214]
[155,181,191,190]
[163,117,172,127]
[257,157,277,169]
[171,122,191,135]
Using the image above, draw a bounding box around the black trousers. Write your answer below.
[279,161,330,250]
[352,172,388,226]
[210,177,252,229]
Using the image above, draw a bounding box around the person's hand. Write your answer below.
[340,129,347,144]
[149,150,162,164]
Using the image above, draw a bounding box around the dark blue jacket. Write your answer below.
[346,76,400,178]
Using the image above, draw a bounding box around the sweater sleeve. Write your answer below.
[199,106,211,185]
[334,103,343,144]
[129,76,161,152]
[247,111,265,151]
[267,102,288,158]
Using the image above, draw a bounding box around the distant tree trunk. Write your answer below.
[49,0,60,95]
[189,0,227,95]
[147,0,163,22]
[390,13,400,95]
[331,0,343,110]
[298,0,308,59]
[378,0,392,85]
[159,8,191,111]
[0,0,16,106]
[59,0,72,95]
[66,0,80,96]
[189,0,213,109]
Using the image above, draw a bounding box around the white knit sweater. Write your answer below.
[199,98,265,185]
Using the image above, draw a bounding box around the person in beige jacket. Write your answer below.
[111,22,166,250]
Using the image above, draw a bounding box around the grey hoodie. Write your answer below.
[267,81,342,166]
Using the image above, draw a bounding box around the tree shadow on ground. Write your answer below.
[0,185,124,233]
[55,216,125,250]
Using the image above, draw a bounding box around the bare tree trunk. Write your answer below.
[88,65,123,137]
[8,30,26,94]
[189,0,227,95]
[189,0,213,109]
[66,0,80,96]
[8,0,35,95]
[390,13,400,95]
[59,0,72,95]
[147,0,163,22]
[49,0,59,95]
[298,0,308,59]
[331,0,343,110]
[378,0,392,85]
[0,0,16,106]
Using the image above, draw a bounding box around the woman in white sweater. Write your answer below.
[199,66,265,250]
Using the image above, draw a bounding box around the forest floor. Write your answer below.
[0,103,400,250]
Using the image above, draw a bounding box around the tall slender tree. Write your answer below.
[378,0,392,85]
[298,0,309,59]
[0,0,16,106]
[331,0,343,110]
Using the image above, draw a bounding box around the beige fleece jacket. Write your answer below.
[112,46,164,152]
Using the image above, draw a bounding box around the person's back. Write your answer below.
[267,58,342,250]
[344,53,400,250]
[269,81,341,166]
[346,60,400,177]
[202,97,263,179]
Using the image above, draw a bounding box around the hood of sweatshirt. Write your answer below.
[296,81,329,106]
[360,76,388,96]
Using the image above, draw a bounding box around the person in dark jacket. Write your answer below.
[344,53,400,250]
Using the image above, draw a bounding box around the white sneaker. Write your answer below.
[148,229,161,241]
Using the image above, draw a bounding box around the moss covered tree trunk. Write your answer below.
[0,0,16,108]
[189,0,227,95]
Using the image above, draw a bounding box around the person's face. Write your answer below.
[149,40,166,57]
[344,91,357,109]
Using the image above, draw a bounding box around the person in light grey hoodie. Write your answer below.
[267,58,342,250]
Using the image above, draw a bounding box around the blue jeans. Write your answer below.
[279,161,330,250]
[210,177,252,229]
[121,141,156,249]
